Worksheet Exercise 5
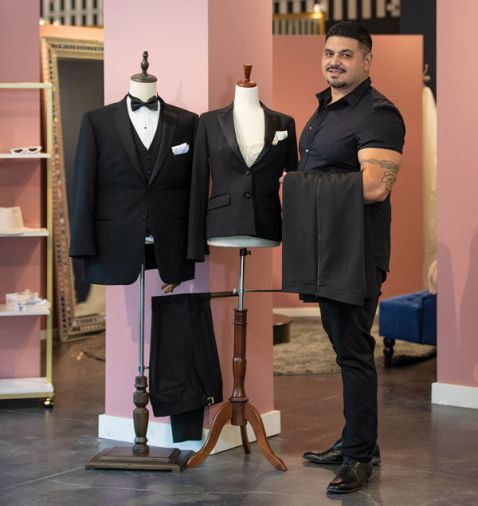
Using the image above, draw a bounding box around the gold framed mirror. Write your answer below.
[40,35,105,341]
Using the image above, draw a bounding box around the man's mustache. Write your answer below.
[326,65,345,72]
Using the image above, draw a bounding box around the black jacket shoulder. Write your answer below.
[165,102,199,121]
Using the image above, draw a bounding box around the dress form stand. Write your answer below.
[86,53,193,472]
[187,65,286,471]
[187,248,286,471]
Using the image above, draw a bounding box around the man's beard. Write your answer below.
[328,79,348,89]
[325,66,347,88]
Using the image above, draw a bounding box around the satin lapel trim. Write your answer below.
[148,99,176,187]
[113,98,145,183]
[251,106,278,167]
[217,104,245,165]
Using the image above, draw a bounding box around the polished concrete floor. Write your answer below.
[1,339,478,506]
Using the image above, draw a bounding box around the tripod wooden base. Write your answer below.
[187,399,286,470]
[187,307,286,471]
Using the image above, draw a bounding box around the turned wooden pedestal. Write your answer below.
[187,307,286,471]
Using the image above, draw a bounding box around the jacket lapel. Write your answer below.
[148,97,176,187]
[113,97,145,183]
[217,103,245,165]
[251,105,278,167]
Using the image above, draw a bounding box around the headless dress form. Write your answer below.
[207,85,280,249]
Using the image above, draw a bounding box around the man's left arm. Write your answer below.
[358,147,402,204]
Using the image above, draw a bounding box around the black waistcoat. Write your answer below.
[130,115,163,183]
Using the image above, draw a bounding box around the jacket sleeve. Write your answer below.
[69,112,98,258]
[286,117,298,172]
[187,116,210,262]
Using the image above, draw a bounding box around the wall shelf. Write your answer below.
[0,81,54,405]
[0,153,50,159]
[0,304,50,317]
[0,377,54,398]
[0,229,49,237]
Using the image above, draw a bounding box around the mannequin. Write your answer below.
[80,51,200,472]
[128,52,177,293]
[207,65,280,249]
[187,64,297,261]
[186,67,296,472]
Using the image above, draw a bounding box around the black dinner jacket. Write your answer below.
[69,96,198,285]
[187,102,297,262]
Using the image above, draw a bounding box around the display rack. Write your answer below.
[0,82,54,407]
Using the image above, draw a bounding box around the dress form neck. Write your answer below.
[233,85,261,111]
[233,84,265,168]
[129,80,157,102]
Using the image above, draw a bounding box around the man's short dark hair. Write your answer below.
[326,21,373,52]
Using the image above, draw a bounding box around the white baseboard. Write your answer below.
[273,306,380,318]
[98,409,281,453]
[432,382,478,410]
[273,307,321,317]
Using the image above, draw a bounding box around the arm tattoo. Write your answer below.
[360,158,400,192]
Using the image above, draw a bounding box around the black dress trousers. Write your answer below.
[149,293,223,442]
[318,269,385,463]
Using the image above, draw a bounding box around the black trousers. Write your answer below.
[319,294,379,463]
[149,293,223,442]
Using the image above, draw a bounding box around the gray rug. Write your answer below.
[81,318,436,376]
[81,333,105,362]
[273,317,436,375]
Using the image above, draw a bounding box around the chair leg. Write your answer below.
[383,337,395,367]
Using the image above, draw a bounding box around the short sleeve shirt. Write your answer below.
[298,77,405,173]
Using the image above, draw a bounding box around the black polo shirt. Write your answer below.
[298,77,405,173]
[297,77,405,299]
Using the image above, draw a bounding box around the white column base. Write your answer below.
[432,382,478,409]
[98,409,281,453]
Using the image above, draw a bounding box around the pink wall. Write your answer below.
[272,35,423,307]
[103,0,275,426]
[0,0,42,378]
[437,0,478,387]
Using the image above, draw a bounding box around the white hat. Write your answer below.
[0,207,36,235]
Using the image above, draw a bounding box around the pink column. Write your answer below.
[100,0,278,450]
[432,0,478,408]
[0,0,42,378]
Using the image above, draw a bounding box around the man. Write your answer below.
[298,22,405,493]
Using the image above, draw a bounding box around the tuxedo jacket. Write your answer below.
[69,97,198,285]
[187,103,297,261]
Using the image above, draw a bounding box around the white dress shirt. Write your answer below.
[126,95,160,149]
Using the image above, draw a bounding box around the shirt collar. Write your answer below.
[316,77,372,108]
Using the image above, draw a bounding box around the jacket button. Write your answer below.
[244,192,251,198]
[245,170,251,176]
[141,213,147,220]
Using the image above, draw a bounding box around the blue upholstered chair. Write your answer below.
[378,291,437,367]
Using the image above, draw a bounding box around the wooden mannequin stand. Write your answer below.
[187,248,287,471]
[86,242,194,472]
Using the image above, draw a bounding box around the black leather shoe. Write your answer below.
[303,439,380,466]
[327,460,372,494]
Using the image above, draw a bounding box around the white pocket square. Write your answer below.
[272,130,288,145]
[171,142,190,155]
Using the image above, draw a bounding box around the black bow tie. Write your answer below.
[128,94,159,112]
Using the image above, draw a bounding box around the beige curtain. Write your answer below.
[422,86,437,287]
